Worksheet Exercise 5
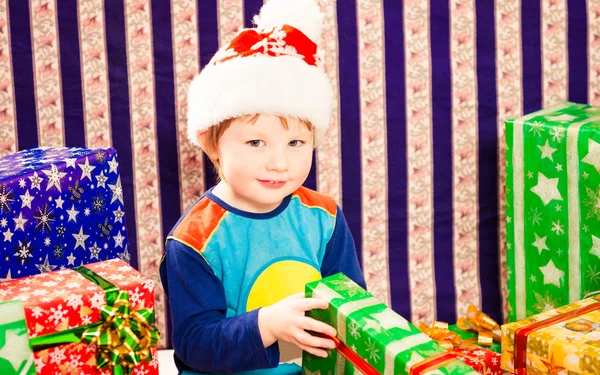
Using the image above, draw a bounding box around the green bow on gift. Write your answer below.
[80,291,159,375]
[30,266,160,375]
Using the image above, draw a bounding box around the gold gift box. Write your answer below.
[501,296,600,375]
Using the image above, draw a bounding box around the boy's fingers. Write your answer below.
[299,298,329,311]
[288,292,304,299]
[298,343,328,358]
[297,331,336,350]
[301,317,336,337]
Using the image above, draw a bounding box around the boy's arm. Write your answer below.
[320,206,367,289]
[160,239,280,373]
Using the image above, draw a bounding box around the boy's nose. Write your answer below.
[266,150,289,172]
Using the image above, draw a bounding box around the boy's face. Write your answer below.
[212,114,314,213]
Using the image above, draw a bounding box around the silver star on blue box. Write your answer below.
[0,148,129,281]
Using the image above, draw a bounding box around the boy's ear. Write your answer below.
[196,130,208,150]
[196,131,217,159]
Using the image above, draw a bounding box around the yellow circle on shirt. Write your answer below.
[246,260,321,312]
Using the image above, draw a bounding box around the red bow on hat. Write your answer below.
[211,25,322,68]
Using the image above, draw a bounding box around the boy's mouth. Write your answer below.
[257,179,287,188]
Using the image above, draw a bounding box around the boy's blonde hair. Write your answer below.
[201,114,314,181]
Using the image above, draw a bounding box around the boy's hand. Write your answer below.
[258,293,337,358]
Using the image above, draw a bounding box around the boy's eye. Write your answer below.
[247,140,264,147]
[289,140,304,147]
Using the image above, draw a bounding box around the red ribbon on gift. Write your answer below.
[315,332,460,375]
[314,333,379,375]
[513,296,600,375]
[408,352,460,375]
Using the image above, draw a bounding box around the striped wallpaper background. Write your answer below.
[0,0,598,348]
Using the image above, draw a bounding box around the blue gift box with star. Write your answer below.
[0,147,129,281]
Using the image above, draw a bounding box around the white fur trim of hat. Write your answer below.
[187,0,333,145]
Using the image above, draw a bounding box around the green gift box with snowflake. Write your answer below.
[505,102,600,322]
[0,300,36,375]
[301,273,478,375]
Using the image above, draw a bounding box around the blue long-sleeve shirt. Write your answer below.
[159,186,366,374]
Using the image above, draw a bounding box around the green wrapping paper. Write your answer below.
[506,102,600,322]
[301,274,478,375]
[0,300,36,375]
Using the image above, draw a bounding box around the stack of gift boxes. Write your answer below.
[0,147,160,375]
[300,102,600,375]
[3,103,600,375]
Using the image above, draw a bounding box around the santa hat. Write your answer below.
[187,0,333,146]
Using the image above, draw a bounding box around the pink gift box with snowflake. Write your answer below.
[0,258,159,375]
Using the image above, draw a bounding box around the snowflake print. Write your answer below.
[66,294,83,310]
[584,185,600,222]
[528,121,545,137]
[32,289,47,297]
[41,280,58,288]
[143,279,154,291]
[108,273,125,282]
[586,265,600,285]
[95,150,107,163]
[13,237,34,265]
[53,242,65,259]
[527,207,543,226]
[34,356,46,372]
[31,306,44,319]
[327,278,364,298]
[364,338,380,363]
[20,278,35,285]
[92,192,105,213]
[65,281,80,289]
[151,354,159,368]
[130,287,143,306]
[82,315,93,325]
[0,183,16,214]
[56,224,66,237]
[349,321,360,339]
[91,292,107,309]
[49,347,67,364]
[48,304,69,326]
[550,126,565,142]
[33,202,55,233]
[532,291,559,313]
[68,354,84,368]
[551,220,565,235]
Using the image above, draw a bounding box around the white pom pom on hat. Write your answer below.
[187,0,333,146]
[253,0,325,42]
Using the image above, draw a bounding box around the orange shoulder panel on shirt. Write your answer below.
[170,197,227,253]
[292,186,337,216]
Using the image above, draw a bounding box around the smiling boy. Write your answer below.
[159,0,366,374]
